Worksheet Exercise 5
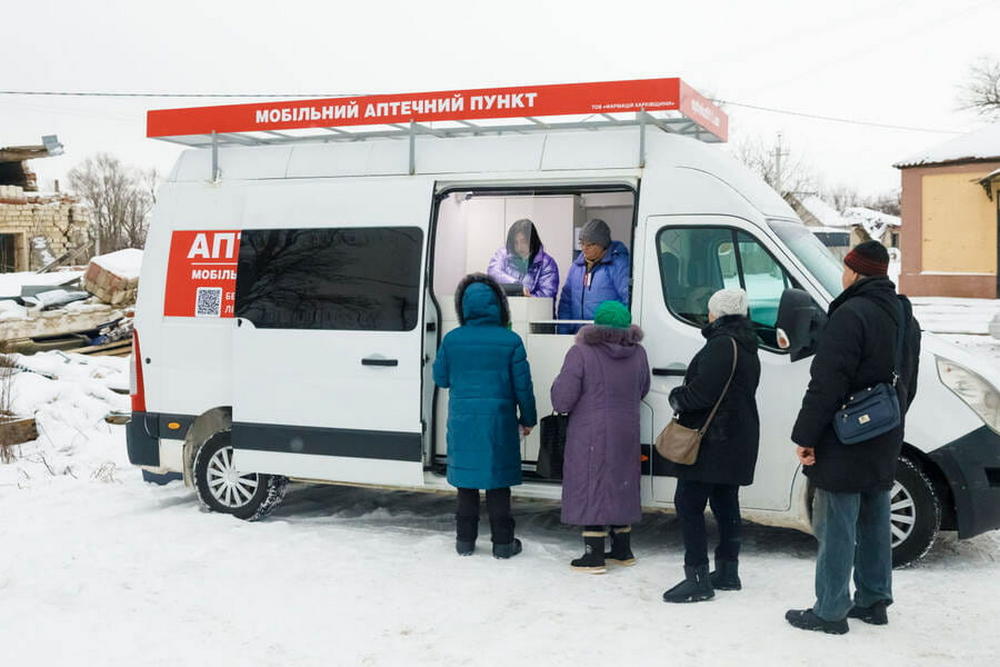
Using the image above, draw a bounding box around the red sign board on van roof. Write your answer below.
[146,78,728,142]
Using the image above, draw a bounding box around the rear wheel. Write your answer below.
[890,456,941,568]
[194,431,287,521]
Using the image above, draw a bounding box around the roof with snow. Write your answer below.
[796,195,852,228]
[844,206,901,228]
[895,124,1000,168]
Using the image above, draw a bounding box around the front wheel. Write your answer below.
[194,431,287,521]
[890,456,941,568]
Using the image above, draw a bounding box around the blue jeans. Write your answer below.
[812,488,893,622]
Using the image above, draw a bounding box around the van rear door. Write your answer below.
[231,177,434,486]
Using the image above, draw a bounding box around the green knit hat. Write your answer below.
[593,300,631,329]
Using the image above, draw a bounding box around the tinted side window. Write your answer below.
[236,227,423,331]
[657,227,732,325]
[657,226,796,349]
[736,231,791,329]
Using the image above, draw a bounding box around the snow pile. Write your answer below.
[0,269,84,299]
[0,351,129,488]
[896,123,1000,167]
[92,248,143,281]
[799,195,852,228]
[911,297,1000,335]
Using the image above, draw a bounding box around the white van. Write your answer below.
[129,81,1000,566]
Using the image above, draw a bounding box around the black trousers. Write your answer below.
[674,479,742,567]
[456,487,514,545]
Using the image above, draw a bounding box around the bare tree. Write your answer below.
[68,154,160,254]
[825,184,864,212]
[959,56,1000,118]
[734,134,815,197]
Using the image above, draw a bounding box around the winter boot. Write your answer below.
[571,530,608,574]
[785,609,849,635]
[709,559,741,590]
[662,565,715,603]
[605,526,636,566]
[847,600,889,626]
[492,538,523,559]
[456,539,476,556]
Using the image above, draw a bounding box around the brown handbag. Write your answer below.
[654,337,738,466]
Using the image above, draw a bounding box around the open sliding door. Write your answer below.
[231,177,435,486]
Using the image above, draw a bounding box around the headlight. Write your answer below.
[936,356,1000,434]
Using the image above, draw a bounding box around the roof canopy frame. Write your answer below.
[146,77,730,180]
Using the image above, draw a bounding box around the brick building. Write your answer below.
[0,140,91,272]
[895,124,1000,298]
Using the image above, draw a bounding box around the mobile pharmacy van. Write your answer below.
[129,78,1000,566]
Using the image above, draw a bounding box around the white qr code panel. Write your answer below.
[195,287,223,317]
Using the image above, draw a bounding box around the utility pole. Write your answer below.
[773,132,789,195]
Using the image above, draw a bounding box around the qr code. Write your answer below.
[195,287,223,317]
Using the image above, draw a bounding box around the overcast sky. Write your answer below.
[3,0,998,198]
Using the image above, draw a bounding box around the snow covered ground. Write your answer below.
[2,300,1000,666]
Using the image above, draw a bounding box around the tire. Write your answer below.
[193,431,288,521]
[890,456,941,568]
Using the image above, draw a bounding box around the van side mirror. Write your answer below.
[776,288,827,362]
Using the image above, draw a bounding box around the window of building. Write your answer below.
[235,227,423,331]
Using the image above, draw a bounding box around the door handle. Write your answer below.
[362,358,399,367]
[652,366,687,377]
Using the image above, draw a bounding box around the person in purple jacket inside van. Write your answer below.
[487,219,560,298]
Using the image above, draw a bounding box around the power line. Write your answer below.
[715,100,962,135]
[0,88,964,134]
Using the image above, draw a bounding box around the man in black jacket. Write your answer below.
[785,241,921,635]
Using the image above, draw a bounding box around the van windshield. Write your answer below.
[768,219,843,298]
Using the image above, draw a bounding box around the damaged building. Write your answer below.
[0,136,91,272]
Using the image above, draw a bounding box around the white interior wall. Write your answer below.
[434,191,635,301]
[432,194,470,294]
[435,194,578,298]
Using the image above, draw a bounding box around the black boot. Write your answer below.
[847,600,889,626]
[605,526,636,566]
[662,565,715,603]
[785,609,849,635]
[492,538,522,559]
[456,540,475,556]
[571,530,607,574]
[710,559,741,591]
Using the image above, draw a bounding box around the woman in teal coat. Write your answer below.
[433,273,537,559]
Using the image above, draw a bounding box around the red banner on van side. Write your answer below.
[147,77,728,142]
[163,230,240,318]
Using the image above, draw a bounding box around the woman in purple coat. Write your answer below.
[487,219,560,298]
[551,300,651,574]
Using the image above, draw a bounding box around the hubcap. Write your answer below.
[889,480,916,548]
[206,446,259,508]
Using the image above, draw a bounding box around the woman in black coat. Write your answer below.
[662,288,761,604]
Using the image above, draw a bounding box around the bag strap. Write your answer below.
[698,337,739,436]
[871,296,908,387]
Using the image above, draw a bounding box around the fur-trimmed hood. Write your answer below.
[575,324,644,359]
[454,273,511,327]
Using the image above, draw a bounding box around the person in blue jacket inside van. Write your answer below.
[433,273,537,559]
[557,219,631,328]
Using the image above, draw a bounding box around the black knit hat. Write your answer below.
[844,241,890,277]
